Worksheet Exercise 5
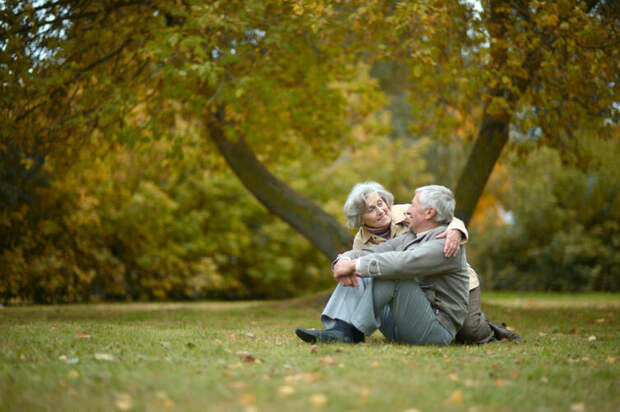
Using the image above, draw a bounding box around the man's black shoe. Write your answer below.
[488,320,522,343]
[295,320,365,344]
[295,327,355,343]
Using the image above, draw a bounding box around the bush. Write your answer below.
[468,139,619,291]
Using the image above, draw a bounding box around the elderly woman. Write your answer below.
[318,181,519,344]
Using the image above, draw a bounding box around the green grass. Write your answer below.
[1,292,619,411]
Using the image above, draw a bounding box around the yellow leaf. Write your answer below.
[239,392,256,406]
[310,393,327,408]
[278,385,295,396]
[445,390,463,405]
[115,392,133,411]
[285,373,321,383]
[449,373,459,382]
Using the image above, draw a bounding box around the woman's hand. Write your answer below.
[436,229,463,258]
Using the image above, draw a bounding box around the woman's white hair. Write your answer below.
[415,185,455,224]
[343,181,394,229]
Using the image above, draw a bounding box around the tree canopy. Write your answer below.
[1,0,618,302]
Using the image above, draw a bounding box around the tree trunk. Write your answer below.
[207,113,353,261]
[453,115,509,226]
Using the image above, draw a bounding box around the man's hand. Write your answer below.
[333,258,360,288]
[436,229,463,258]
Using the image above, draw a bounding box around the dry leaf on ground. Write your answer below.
[285,373,321,383]
[115,392,133,411]
[319,355,336,365]
[74,329,91,339]
[445,390,463,405]
[239,392,256,406]
[310,393,327,408]
[278,385,295,396]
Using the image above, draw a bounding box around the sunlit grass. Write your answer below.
[1,292,618,411]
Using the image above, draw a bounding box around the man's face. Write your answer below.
[361,192,392,228]
[406,193,430,232]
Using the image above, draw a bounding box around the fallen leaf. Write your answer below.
[94,353,115,361]
[67,370,80,379]
[445,390,463,405]
[310,393,327,408]
[570,403,585,412]
[227,333,237,340]
[155,391,175,409]
[569,328,578,334]
[463,378,477,387]
[595,318,605,323]
[278,385,295,396]
[540,377,549,383]
[246,332,255,338]
[587,335,596,342]
[606,357,615,364]
[370,361,379,368]
[239,392,256,406]
[496,378,507,388]
[58,355,67,361]
[319,355,336,365]
[227,362,243,369]
[359,387,371,397]
[285,373,321,383]
[309,345,318,354]
[538,332,547,337]
[115,392,133,411]
[449,373,459,382]
[237,352,260,363]
[230,381,248,391]
[74,328,91,339]
[511,370,519,379]
[160,341,171,348]
[403,409,420,412]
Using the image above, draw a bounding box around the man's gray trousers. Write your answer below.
[321,278,453,345]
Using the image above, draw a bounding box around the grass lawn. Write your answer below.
[1,292,618,411]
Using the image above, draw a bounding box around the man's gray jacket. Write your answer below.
[337,225,470,336]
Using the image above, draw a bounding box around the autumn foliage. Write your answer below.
[1,1,617,303]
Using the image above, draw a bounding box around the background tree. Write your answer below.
[1,0,617,302]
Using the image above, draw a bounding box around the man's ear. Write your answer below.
[425,208,437,220]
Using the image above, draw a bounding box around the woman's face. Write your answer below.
[361,192,391,228]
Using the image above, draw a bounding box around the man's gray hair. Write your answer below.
[415,185,455,224]
[343,181,394,228]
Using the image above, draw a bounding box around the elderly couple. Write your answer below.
[295,183,521,345]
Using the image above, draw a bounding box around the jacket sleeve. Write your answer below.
[447,217,468,243]
[338,234,403,261]
[356,239,465,279]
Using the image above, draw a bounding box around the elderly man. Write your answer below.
[296,185,469,345]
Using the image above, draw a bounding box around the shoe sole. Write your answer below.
[295,328,317,343]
